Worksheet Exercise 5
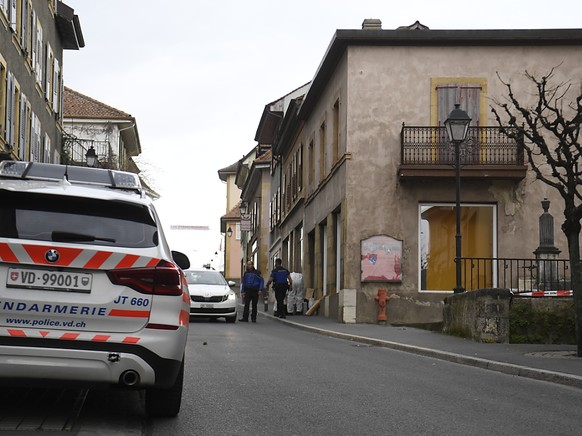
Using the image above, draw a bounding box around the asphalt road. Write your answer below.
[151,317,582,436]
[2,316,581,435]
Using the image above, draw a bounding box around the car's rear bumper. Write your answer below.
[0,336,183,388]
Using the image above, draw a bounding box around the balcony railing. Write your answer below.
[400,125,525,171]
[460,257,572,296]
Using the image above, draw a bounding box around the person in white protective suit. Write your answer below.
[287,272,305,315]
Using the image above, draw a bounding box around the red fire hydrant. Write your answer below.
[375,288,390,324]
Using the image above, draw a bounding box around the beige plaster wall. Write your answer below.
[337,44,582,323]
[258,170,272,276]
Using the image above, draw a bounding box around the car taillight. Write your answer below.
[107,260,183,296]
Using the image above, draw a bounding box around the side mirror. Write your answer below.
[172,251,190,270]
[228,280,236,287]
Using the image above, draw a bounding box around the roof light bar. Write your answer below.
[0,161,29,177]
[0,161,142,193]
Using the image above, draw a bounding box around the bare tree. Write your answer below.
[491,68,582,356]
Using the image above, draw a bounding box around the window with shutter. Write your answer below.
[44,43,53,103]
[30,112,40,162]
[436,84,481,126]
[52,58,60,113]
[18,94,28,160]
[30,9,37,69]
[0,62,5,138]
[43,134,51,163]
[35,21,43,84]
[9,0,16,31]
[5,72,15,147]
[20,0,30,50]
[431,78,487,165]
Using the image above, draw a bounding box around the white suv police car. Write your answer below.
[0,160,190,418]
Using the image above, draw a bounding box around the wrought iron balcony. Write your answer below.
[399,125,527,180]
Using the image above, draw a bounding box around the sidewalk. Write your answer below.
[252,303,582,389]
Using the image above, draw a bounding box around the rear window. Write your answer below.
[185,271,227,286]
[0,190,159,248]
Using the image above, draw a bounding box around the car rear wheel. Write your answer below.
[225,315,237,323]
[145,358,184,418]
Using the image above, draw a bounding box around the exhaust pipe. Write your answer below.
[120,370,140,387]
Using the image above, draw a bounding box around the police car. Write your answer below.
[0,160,190,418]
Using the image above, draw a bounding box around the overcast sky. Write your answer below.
[62,0,582,268]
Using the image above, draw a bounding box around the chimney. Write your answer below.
[362,18,382,30]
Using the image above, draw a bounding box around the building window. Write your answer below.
[18,93,29,160]
[297,144,303,193]
[281,171,287,214]
[319,120,326,181]
[30,112,40,162]
[34,16,43,85]
[21,0,33,64]
[0,60,6,141]
[436,84,481,126]
[43,133,51,163]
[431,77,486,127]
[44,43,53,105]
[308,139,314,190]
[5,71,16,148]
[332,98,339,164]
[419,203,496,292]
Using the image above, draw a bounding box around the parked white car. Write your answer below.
[185,269,237,323]
[0,161,190,417]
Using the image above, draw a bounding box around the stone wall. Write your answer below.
[443,288,576,344]
[443,288,511,343]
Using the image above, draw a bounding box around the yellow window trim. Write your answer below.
[430,77,488,125]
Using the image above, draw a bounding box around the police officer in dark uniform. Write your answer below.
[239,260,263,322]
[266,258,293,318]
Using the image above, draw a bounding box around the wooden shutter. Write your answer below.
[18,93,28,159]
[52,58,60,113]
[5,72,15,146]
[436,84,481,126]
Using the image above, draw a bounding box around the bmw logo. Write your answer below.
[45,249,60,263]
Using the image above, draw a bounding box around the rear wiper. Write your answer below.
[51,231,116,243]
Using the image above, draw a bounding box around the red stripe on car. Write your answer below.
[108,309,150,318]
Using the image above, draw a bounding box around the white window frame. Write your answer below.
[52,58,60,113]
[35,19,43,85]
[18,93,28,160]
[8,0,16,30]
[5,71,15,147]
[30,112,40,162]
[43,133,51,163]
[44,43,53,103]
[20,0,30,52]
[418,202,497,293]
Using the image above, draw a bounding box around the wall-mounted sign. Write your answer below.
[361,235,402,283]
[240,214,251,231]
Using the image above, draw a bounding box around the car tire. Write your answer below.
[145,358,184,418]
[225,315,237,323]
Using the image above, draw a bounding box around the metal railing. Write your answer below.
[460,257,572,295]
[401,126,523,166]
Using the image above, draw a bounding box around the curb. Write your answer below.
[261,311,582,390]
